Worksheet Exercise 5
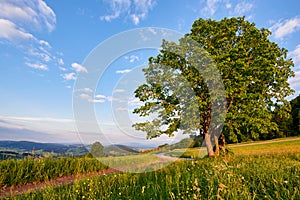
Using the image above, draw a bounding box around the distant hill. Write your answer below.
[0,140,88,155]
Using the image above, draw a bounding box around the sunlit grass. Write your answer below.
[0,157,108,188]
[0,153,165,188]
[229,139,300,156]
[10,153,300,199]
[99,153,163,172]
[165,137,300,159]
[3,137,300,199]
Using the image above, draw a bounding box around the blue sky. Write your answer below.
[0,0,299,146]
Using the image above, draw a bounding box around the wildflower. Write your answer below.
[283,180,288,184]
[194,178,198,186]
[142,186,146,194]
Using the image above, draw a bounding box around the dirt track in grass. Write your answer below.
[0,154,179,198]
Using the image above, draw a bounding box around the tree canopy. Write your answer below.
[133,17,295,156]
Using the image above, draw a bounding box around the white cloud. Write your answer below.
[201,0,221,16]
[225,2,232,9]
[62,72,77,81]
[80,93,92,100]
[234,1,253,15]
[289,45,300,93]
[100,0,156,25]
[0,19,34,41]
[113,89,126,93]
[116,69,132,74]
[131,14,141,25]
[271,17,300,39]
[130,55,139,63]
[58,58,64,65]
[59,67,67,71]
[39,40,51,48]
[36,0,56,32]
[147,27,157,35]
[0,0,59,72]
[71,62,88,73]
[79,93,111,103]
[27,47,52,63]
[100,0,131,21]
[89,99,106,103]
[0,0,56,32]
[128,98,142,106]
[0,116,74,123]
[288,71,300,89]
[290,44,300,66]
[81,88,94,93]
[25,62,48,70]
[201,0,253,17]
[125,55,139,63]
[106,96,119,102]
[0,115,80,143]
[95,94,107,99]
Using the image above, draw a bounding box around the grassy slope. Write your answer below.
[8,137,300,199]
[166,136,300,159]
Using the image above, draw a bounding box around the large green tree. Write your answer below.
[133,17,295,156]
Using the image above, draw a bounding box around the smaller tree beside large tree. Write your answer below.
[90,141,105,158]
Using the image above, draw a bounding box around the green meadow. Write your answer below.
[2,137,299,199]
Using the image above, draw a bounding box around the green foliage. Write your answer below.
[12,153,300,199]
[270,104,293,138]
[133,17,295,147]
[291,94,300,135]
[189,17,294,143]
[269,94,300,138]
[90,141,105,158]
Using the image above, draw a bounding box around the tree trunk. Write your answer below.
[214,134,220,156]
[204,132,215,157]
[219,133,226,153]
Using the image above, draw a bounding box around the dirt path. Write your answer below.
[0,168,118,199]
[0,154,180,198]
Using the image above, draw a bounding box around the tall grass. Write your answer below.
[0,157,108,187]
[10,153,300,199]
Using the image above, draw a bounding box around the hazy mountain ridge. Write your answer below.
[0,140,86,153]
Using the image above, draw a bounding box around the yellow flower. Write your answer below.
[141,186,146,194]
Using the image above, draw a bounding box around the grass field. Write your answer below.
[0,157,108,188]
[166,137,300,159]
[2,137,300,199]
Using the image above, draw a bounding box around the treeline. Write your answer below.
[268,94,300,139]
